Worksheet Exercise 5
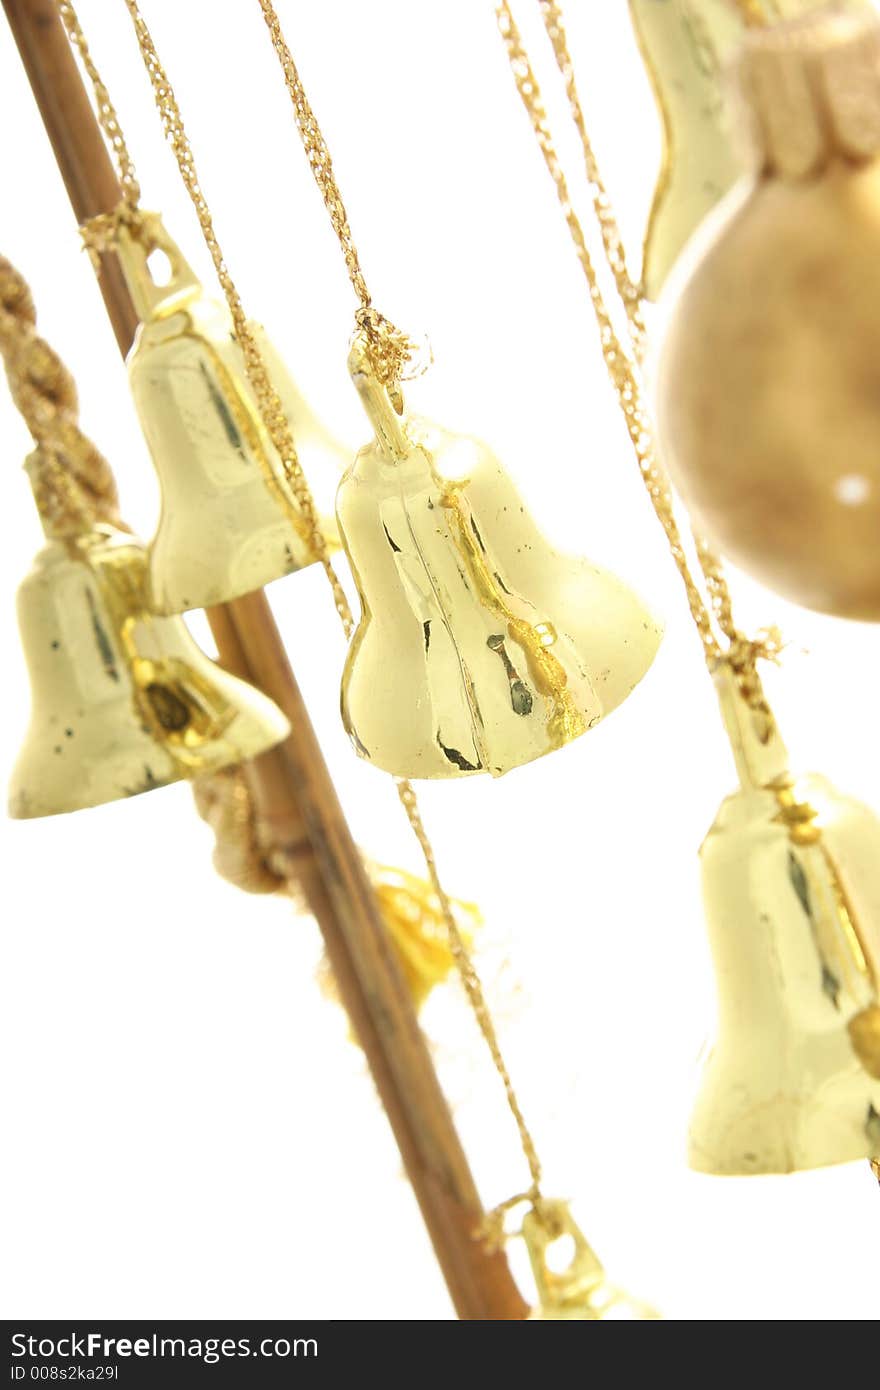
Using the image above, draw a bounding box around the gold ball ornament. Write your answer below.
[655,8,880,619]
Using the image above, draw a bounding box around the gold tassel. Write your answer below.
[194,767,479,1011]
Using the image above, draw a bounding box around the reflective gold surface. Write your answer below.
[629,0,744,300]
[690,663,880,1174]
[631,1,873,300]
[8,523,290,818]
[118,214,343,614]
[337,335,662,779]
[653,10,880,618]
[524,1201,660,1321]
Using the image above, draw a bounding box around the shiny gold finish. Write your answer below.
[631,1,873,298]
[654,8,880,618]
[629,0,744,300]
[524,1201,660,1320]
[118,214,342,614]
[498,0,761,689]
[9,522,289,819]
[691,661,880,1174]
[338,335,662,779]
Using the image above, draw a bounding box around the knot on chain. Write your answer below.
[478,1186,546,1252]
[0,254,125,538]
[354,306,416,404]
[724,625,784,709]
[80,200,145,269]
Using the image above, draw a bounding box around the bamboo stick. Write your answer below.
[3,0,527,1320]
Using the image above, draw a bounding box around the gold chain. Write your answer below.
[59,0,544,1210]
[497,0,781,696]
[256,0,413,394]
[57,0,141,213]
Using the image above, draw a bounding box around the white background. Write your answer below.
[1,1,878,1321]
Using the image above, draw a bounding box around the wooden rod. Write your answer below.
[3,0,527,1320]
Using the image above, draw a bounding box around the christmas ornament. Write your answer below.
[0,252,289,819]
[113,0,662,1310]
[524,1201,660,1320]
[629,0,745,300]
[692,660,880,1174]
[654,7,880,619]
[338,332,662,779]
[496,0,880,1174]
[116,213,343,615]
[10,520,289,819]
[630,1,873,299]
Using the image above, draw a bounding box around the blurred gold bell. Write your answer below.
[8,514,289,819]
[630,1,873,298]
[117,214,343,614]
[524,1201,660,1321]
[690,661,880,1175]
[336,334,662,779]
[629,0,744,300]
[654,8,880,619]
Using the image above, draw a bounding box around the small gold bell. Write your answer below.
[654,7,880,619]
[690,662,880,1175]
[117,214,343,614]
[337,335,662,779]
[9,511,290,819]
[524,1201,660,1320]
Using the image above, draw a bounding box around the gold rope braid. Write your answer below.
[58,0,546,1213]
[497,0,782,712]
[0,255,126,538]
[193,765,482,1015]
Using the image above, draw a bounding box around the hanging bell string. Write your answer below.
[56,1,145,271]
[0,255,126,538]
[256,0,414,398]
[59,0,550,1230]
[60,0,343,607]
[497,0,781,714]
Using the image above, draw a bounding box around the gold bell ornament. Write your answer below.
[654,6,880,619]
[690,660,880,1175]
[117,213,344,614]
[10,487,289,820]
[336,334,663,779]
[523,1201,660,1320]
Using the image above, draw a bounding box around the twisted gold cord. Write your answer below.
[256,0,414,394]
[0,255,125,538]
[498,0,781,706]
[57,0,545,1210]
